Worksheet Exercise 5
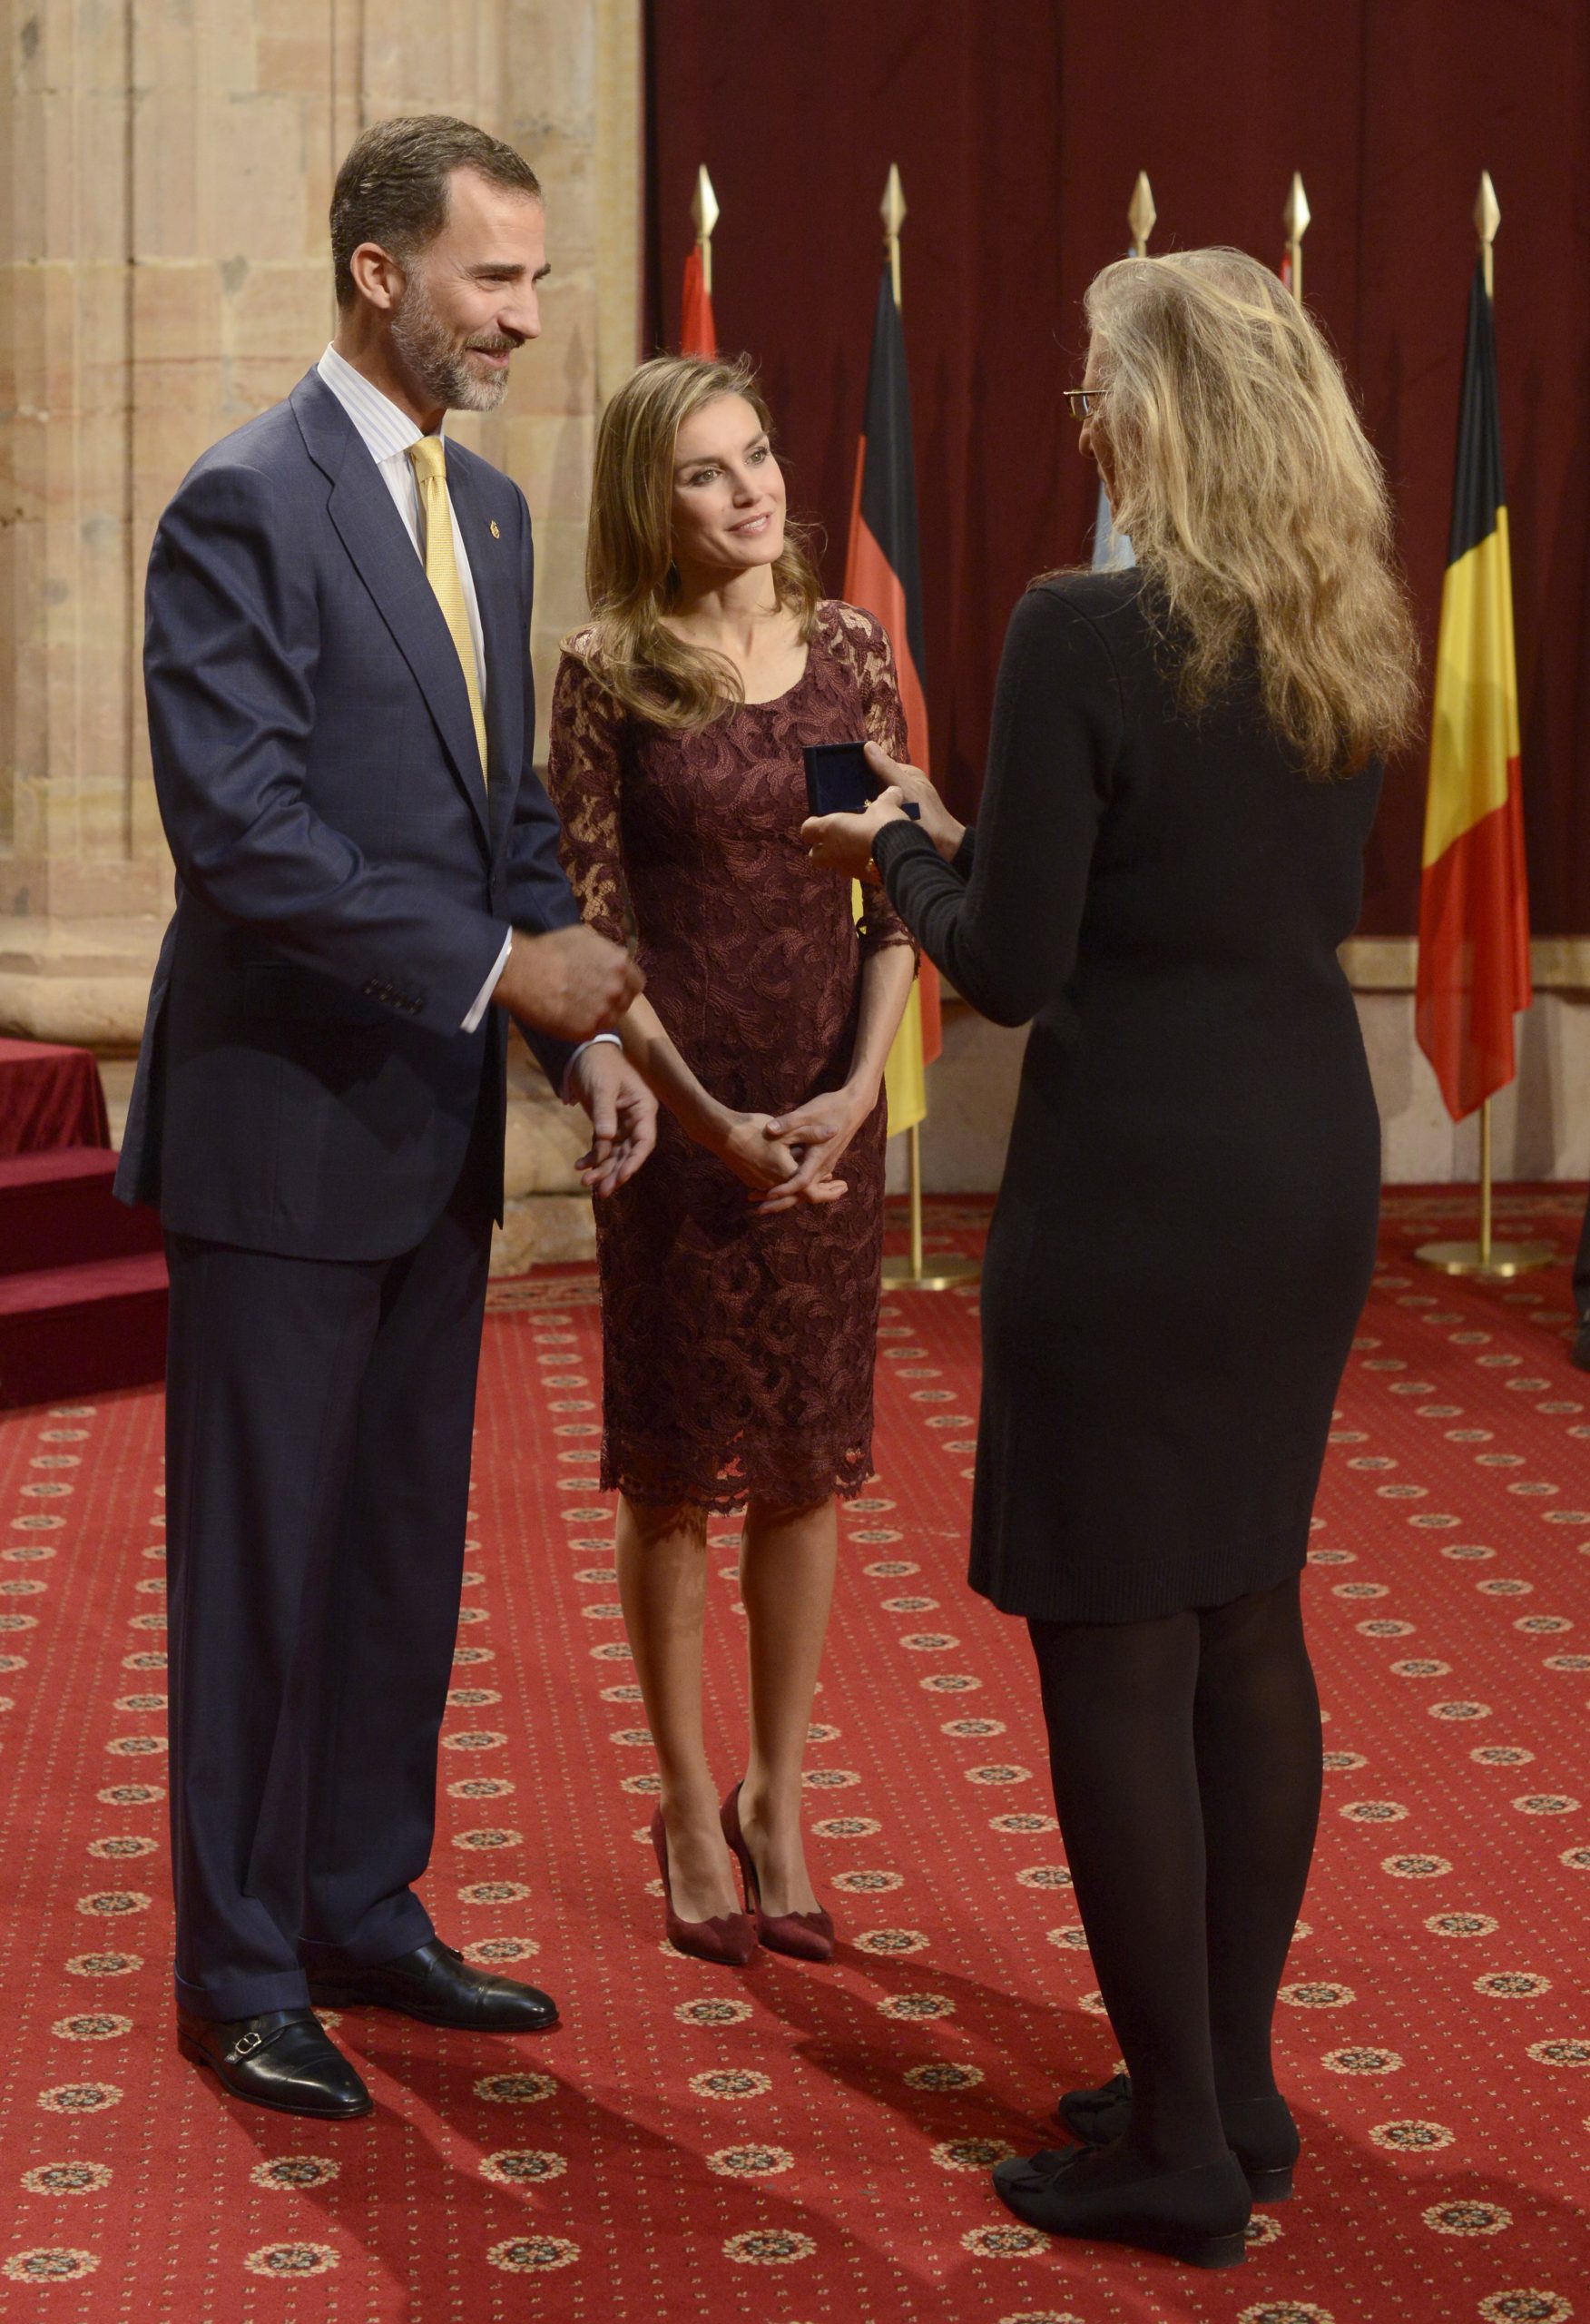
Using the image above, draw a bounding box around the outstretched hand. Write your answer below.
[800,786,908,878]
[860,740,966,860]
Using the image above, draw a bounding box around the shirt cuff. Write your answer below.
[562,1032,621,1104]
[462,930,515,1034]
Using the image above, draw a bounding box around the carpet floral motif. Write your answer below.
[2,1194,1586,2318]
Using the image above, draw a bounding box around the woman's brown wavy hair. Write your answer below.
[575,354,822,730]
[1084,247,1418,775]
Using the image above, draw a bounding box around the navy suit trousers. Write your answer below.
[163,1152,494,2021]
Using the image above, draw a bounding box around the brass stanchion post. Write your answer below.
[908,1123,924,1279]
[874,163,978,1295]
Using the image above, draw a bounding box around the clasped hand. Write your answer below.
[494,921,643,1042]
[714,1082,878,1215]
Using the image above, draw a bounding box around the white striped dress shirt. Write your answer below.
[316,343,488,701]
[314,344,609,1082]
[316,344,508,1030]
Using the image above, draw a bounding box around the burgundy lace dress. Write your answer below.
[547,602,915,1512]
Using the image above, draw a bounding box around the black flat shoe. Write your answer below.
[992,2143,1251,2269]
[1056,2073,1299,2201]
[307,1937,558,2032]
[1056,2069,1134,2145]
[176,2007,372,2120]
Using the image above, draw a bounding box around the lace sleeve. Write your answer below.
[832,606,918,960]
[545,642,634,951]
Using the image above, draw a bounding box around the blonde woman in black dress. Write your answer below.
[548,357,916,1965]
[808,251,1417,2267]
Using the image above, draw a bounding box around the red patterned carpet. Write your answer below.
[2,1189,1587,2323]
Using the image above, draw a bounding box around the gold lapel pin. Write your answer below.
[489,519,501,538]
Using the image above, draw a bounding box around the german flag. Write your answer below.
[843,263,942,1132]
[1415,259,1531,1120]
[680,245,715,358]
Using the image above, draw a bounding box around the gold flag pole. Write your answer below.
[1416,172,1551,1283]
[1284,172,1310,301]
[692,164,719,295]
[878,162,978,1295]
[1128,170,1155,260]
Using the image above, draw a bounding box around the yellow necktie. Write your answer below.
[407,435,487,783]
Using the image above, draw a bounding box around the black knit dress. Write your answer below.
[873,574,1382,1625]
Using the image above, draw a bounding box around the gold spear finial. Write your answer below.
[691,164,720,295]
[1127,171,1155,257]
[1284,172,1310,303]
[881,163,906,309]
[1475,169,1500,298]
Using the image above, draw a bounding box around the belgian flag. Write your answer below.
[1415,259,1531,1120]
[843,264,943,1133]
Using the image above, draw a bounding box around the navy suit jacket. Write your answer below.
[116,369,580,1261]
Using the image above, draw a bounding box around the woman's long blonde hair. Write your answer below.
[576,354,822,730]
[1085,248,1418,774]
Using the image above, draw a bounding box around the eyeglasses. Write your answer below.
[1063,387,1109,421]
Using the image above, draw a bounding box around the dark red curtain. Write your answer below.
[643,0,1590,936]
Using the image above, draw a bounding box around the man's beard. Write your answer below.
[390,271,515,413]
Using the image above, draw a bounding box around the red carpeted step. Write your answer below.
[0,1147,163,1276]
[0,1249,167,1409]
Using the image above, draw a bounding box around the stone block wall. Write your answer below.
[2,0,639,1265]
[1,0,639,1064]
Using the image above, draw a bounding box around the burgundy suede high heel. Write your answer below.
[721,1783,836,1964]
[649,1807,757,1966]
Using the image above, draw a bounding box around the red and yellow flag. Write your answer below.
[680,246,715,359]
[843,264,942,1134]
[1415,260,1531,1121]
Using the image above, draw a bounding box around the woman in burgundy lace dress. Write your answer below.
[546,355,916,1965]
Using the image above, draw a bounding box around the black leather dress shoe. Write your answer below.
[1570,1322,1590,1374]
[307,1938,559,2032]
[176,2007,372,2119]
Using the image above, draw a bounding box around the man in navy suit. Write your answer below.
[117,116,653,2120]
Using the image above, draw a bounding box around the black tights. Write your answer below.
[1027,1574,1321,2173]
